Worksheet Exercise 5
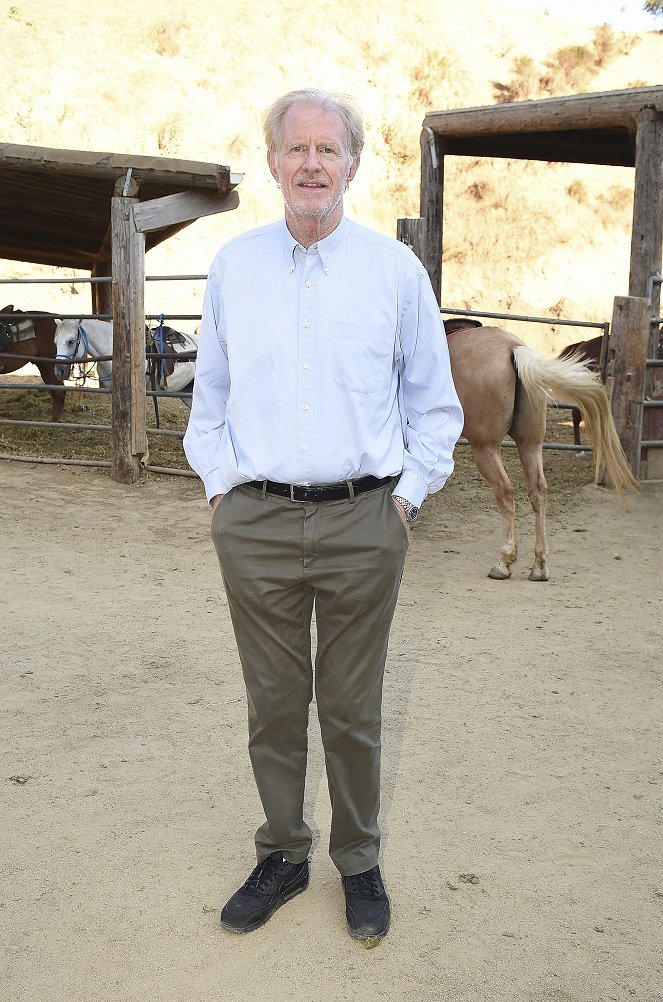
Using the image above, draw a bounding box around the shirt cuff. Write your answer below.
[202,470,233,504]
[392,472,430,508]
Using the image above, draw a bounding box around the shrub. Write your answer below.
[567,180,588,203]
[411,52,455,107]
[157,117,182,153]
[466,181,492,200]
[148,18,189,57]
[493,55,540,104]
[592,25,619,67]
[541,45,597,95]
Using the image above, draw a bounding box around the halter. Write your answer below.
[55,324,96,383]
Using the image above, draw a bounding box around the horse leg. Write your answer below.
[515,442,549,582]
[37,361,66,422]
[471,443,518,579]
[572,406,582,446]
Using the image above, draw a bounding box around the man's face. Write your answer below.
[268,102,360,229]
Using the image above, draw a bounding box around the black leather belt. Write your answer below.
[245,474,392,503]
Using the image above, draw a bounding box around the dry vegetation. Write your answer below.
[0,0,661,464]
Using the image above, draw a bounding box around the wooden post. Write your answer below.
[628,109,663,319]
[419,127,444,304]
[111,175,146,484]
[601,295,650,480]
[396,217,427,265]
[91,258,113,319]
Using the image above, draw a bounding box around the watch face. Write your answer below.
[408,506,420,522]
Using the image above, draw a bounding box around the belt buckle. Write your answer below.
[289,483,309,503]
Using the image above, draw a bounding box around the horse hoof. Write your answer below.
[488,563,511,580]
[528,566,550,582]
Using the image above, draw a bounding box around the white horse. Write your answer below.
[53,318,197,400]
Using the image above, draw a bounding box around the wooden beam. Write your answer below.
[419,127,444,304]
[111,181,146,484]
[628,109,663,311]
[603,295,650,479]
[435,130,635,167]
[0,143,233,190]
[423,87,663,139]
[133,188,240,234]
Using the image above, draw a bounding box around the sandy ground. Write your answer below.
[2,459,662,1002]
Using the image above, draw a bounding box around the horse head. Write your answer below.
[54,318,89,380]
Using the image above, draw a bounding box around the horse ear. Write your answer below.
[1,305,14,313]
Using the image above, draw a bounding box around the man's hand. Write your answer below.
[210,494,225,512]
[392,497,410,532]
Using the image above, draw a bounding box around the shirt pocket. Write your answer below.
[333,321,394,393]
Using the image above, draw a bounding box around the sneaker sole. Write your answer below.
[346,917,390,944]
[220,875,309,934]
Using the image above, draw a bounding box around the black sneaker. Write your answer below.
[220,852,309,933]
[342,865,390,941]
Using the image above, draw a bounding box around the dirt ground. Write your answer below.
[2,456,662,1002]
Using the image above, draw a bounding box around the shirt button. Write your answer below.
[304,322,310,329]
[302,404,309,411]
[305,281,311,289]
[303,363,310,369]
[302,444,309,451]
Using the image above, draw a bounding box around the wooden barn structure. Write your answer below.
[399,86,663,480]
[0,144,242,482]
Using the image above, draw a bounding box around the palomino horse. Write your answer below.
[0,305,66,421]
[53,318,198,398]
[445,320,637,582]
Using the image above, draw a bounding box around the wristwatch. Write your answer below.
[393,495,420,525]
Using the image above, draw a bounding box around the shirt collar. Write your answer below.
[279,216,349,274]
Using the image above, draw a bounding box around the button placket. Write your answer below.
[296,249,318,482]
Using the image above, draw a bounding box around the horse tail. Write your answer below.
[511,346,639,504]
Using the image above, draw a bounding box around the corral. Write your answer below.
[2,85,663,1001]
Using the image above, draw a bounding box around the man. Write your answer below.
[183,88,463,943]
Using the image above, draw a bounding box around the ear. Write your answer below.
[347,154,360,183]
[267,149,280,184]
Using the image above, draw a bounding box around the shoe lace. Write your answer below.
[242,856,284,896]
[345,868,384,899]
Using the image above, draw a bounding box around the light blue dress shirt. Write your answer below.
[183,216,463,507]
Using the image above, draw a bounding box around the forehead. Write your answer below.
[280,102,347,147]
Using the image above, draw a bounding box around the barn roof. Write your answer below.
[0,143,242,270]
[423,86,663,165]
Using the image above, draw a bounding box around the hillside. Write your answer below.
[2,0,661,352]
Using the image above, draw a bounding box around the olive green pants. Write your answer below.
[211,482,409,876]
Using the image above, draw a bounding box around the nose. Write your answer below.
[302,146,322,171]
[54,362,69,381]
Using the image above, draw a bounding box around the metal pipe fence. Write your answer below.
[1,279,623,473]
[1,272,204,473]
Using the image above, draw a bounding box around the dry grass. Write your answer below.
[0,375,191,470]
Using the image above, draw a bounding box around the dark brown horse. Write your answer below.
[0,305,65,421]
[557,334,605,446]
